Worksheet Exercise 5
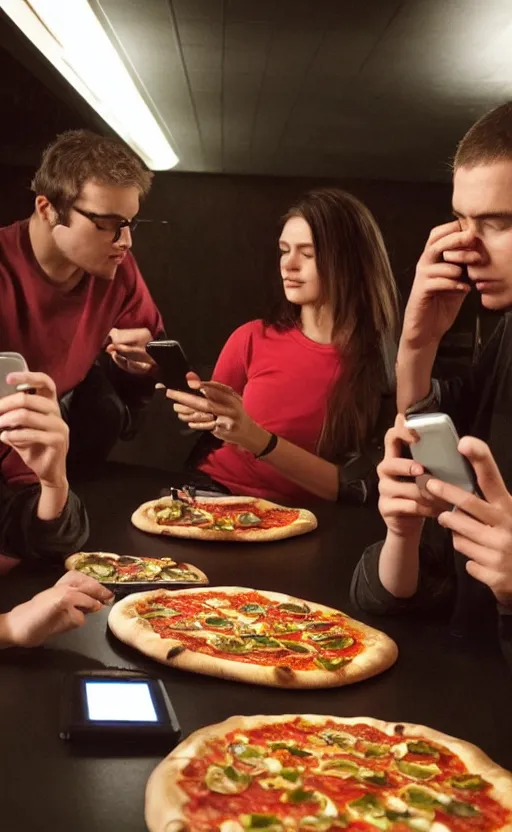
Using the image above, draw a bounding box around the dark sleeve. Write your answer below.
[437,314,506,436]
[350,520,456,615]
[0,482,89,561]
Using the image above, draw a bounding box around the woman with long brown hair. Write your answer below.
[166,187,399,504]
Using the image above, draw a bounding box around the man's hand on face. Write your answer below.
[106,328,156,375]
[401,220,478,351]
[426,437,512,606]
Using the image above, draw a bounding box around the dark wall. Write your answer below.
[138,171,456,369]
[1,164,474,472]
[0,164,453,369]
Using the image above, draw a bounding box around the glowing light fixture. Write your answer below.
[2,0,179,170]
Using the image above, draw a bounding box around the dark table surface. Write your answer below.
[1,463,511,831]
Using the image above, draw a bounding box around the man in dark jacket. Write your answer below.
[352,101,512,668]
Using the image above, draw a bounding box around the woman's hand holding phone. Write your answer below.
[165,374,270,455]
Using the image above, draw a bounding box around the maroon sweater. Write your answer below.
[0,220,163,485]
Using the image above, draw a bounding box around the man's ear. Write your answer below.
[34,195,59,226]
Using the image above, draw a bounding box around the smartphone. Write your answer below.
[59,668,181,747]
[0,352,30,398]
[146,340,193,392]
[404,412,476,492]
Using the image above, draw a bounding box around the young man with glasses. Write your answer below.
[0,129,164,485]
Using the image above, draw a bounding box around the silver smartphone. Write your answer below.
[0,352,29,398]
[404,412,476,492]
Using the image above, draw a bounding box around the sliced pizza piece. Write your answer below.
[131,495,317,543]
[65,551,208,586]
[108,586,398,688]
[145,713,512,832]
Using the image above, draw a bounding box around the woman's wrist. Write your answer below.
[37,479,69,521]
[238,423,272,455]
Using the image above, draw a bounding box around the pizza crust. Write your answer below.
[65,552,208,585]
[131,496,318,542]
[145,713,512,832]
[108,586,398,688]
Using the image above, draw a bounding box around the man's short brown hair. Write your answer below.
[31,129,153,216]
[454,101,512,170]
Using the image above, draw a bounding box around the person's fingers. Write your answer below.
[424,221,464,247]
[4,372,57,400]
[57,571,114,603]
[0,428,65,449]
[0,408,58,432]
[190,420,217,431]
[421,278,471,295]
[438,508,497,548]
[177,411,215,425]
[200,381,235,395]
[0,392,58,418]
[62,589,103,614]
[173,403,199,416]
[465,560,502,592]
[458,436,509,505]
[426,478,497,525]
[186,372,202,390]
[379,497,439,519]
[379,477,435,503]
[423,262,466,280]
[108,327,151,346]
[442,249,482,265]
[425,228,475,260]
[450,533,498,566]
[109,343,149,360]
[200,382,242,405]
[166,389,211,410]
[378,457,424,479]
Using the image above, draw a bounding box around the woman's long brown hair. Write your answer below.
[265,187,399,461]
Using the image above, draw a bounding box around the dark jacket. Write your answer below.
[0,481,89,561]
[351,312,512,668]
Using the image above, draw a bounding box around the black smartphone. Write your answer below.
[59,669,181,748]
[146,340,193,392]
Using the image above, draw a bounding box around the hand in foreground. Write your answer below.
[0,372,68,487]
[426,437,512,605]
[4,571,113,648]
[106,327,155,375]
[378,415,450,539]
[165,373,270,454]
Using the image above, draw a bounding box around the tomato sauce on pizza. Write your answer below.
[152,500,300,531]
[134,590,364,672]
[175,718,511,832]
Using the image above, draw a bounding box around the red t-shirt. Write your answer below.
[199,320,342,505]
[0,219,163,485]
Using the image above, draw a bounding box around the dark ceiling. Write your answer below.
[0,11,108,167]
[1,1,511,181]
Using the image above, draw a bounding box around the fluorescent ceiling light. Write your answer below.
[1,0,179,170]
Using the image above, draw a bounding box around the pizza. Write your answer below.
[65,552,208,586]
[145,714,512,832]
[131,495,317,543]
[107,587,397,688]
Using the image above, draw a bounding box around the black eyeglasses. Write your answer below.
[72,206,140,243]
